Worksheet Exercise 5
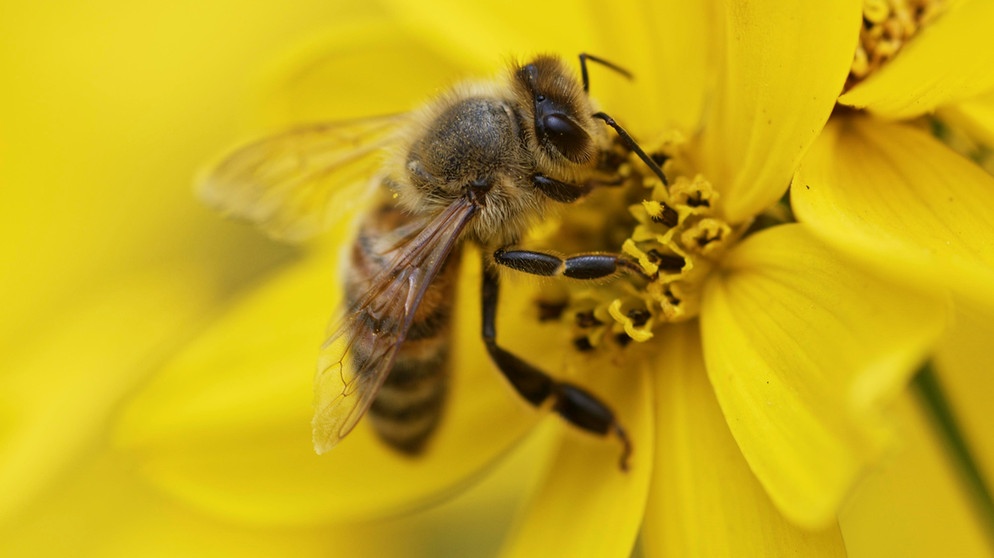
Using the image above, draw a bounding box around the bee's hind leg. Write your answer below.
[480,264,632,471]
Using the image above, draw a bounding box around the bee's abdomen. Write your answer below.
[368,341,449,454]
[348,200,458,455]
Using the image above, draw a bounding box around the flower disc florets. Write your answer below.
[532,136,745,352]
[848,0,947,87]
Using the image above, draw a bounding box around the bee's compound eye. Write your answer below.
[540,113,590,162]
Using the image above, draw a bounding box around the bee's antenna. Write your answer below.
[579,53,633,94]
[593,112,670,187]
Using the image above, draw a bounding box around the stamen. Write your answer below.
[531,135,745,351]
[847,0,948,88]
[682,218,731,256]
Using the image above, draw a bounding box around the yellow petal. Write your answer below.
[643,322,846,558]
[380,0,711,139]
[0,434,553,558]
[793,115,994,311]
[500,351,654,558]
[700,224,946,529]
[255,9,486,126]
[698,0,862,223]
[840,391,994,557]
[114,253,544,525]
[0,265,217,524]
[839,0,994,119]
[0,0,290,352]
[583,0,714,138]
[0,453,360,558]
[382,0,598,72]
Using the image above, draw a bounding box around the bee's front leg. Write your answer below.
[480,263,632,471]
[530,173,593,203]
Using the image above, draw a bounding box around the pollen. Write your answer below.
[848,0,947,88]
[533,138,741,351]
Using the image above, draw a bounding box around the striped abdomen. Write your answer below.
[346,201,459,454]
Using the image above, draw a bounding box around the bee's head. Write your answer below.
[511,55,603,174]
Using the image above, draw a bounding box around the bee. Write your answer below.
[200,54,671,471]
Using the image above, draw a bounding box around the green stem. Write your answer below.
[913,362,994,549]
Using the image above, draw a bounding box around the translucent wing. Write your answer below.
[312,197,479,454]
[197,114,408,242]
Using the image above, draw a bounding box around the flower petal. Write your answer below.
[255,9,488,126]
[114,254,543,525]
[644,322,846,558]
[382,0,712,138]
[0,265,217,524]
[793,115,994,311]
[700,224,946,528]
[381,0,601,71]
[839,0,994,119]
[698,0,862,223]
[582,0,714,138]
[0,453,357,558]
[500,352,654,558]
[0,435,551,558]
[840,391,994,557]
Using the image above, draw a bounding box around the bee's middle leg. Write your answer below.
[480,264,632,470]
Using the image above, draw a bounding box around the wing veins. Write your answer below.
[199,113,409,242]
[312,198,479,450]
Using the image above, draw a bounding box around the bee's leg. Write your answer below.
[533,173,632,202]
[493,248,648,280]
[531,173,592,203]
[481,264,632,471]
[531,171,676,225]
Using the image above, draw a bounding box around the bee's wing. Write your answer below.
[312,197,479,454]
[197,114,408,242]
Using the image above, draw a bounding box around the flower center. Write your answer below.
[847,0,947,88]
[532,137,744,352]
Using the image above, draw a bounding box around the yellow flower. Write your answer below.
[790,2,994,552]
[4,1,990,557]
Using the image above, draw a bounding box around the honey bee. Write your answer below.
[200,54,671,470]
